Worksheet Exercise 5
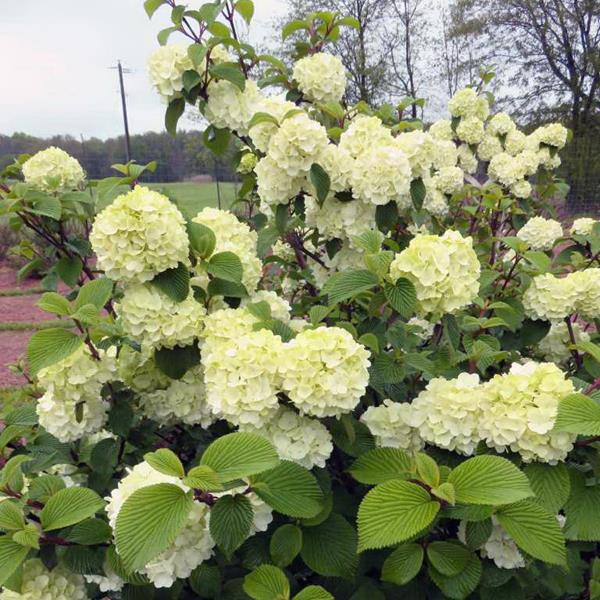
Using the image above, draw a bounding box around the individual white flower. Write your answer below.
[511,179,532,199]
[266,112,329,178]
[571,217,597,236]
[204,79,263,135]
[523,273,578,321]
[106,461,214,588]
[448,88,479,118]
[147,43,193,101]
[240,406,333,468]
[407,373,482,455]
[242,289,291,322]
[456,116,485,144]
[280,326,370,418]
[350,143,412,207]
[339,115,392,158]
[90,186,189,284]
[487,112,516,137]
[116,284,206,349]
[192,207,263,293]
[389,230,480,316]
[516,216,563,251]
[538,321,590,364]
[534,123,569,149]
[36,347,117,443]
[0,559,89,599]
[361,400,423,451]
[140,365,216,427]
[479,361,576,463]
[504,129,527,155]
[432,166,464,195]
[487,152,526,187]
[292,52,346,103]
[22,146,85,192]
[249,94,297,152]
[429,119,453,141]
[572,268,600,320]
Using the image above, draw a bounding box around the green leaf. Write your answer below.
[187,222,216,258]
[56,255,83,286]
[410,177,426,211]
[447,455,533,506]
[252,461,323,518]
[190,563,221,597]
[200,432,279,482]
[309,164,330,206]
[73,278,113,311]
[0,502,24,531]
[154,343,200,380]
[300,514,357,579]
[165,97,185,135]
[352,230,383,254]
[188,43,208,69]
[0,536,29,586]
[210,494,253,557]
[524,462,570,513]
[496,499,567,565]
[183,69,202,92]
[357,480,440,551]
[427,541,471,577]
[416,453,440,488]
[183,464,223,492]
[235,0,254,23]
[37,292,71,316]
[40,487,105,531]
[203,125,231,155]
[59,545,104,575]
[151,262,190,302]
[429,553,482,600]
[364,251,394,278]
[207,277,248,298]
[381,543,424,586]
[28,194,62,220]
[144,0,164,18]
[464,519,492,550]
[209,63,246,91]
[64,518,112,545]
[323,269,379,305]
[27,475,65,503]
[432,482,456,505]
[144,448,185,478]
[293,586,333,600]
[0,425,32,453]
[243,564,290,600]
[270,524,302,568]
[554,392,600,435]
[115,483,193,572]
[282,19,310,40]
[12,524,40,549]
[385,278,417,317]
[207,251,243,283]
[348,447,412,485]
[563,470,600,541]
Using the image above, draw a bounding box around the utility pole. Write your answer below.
[111,61,132,162]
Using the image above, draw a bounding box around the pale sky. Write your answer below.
[0,0,286,140]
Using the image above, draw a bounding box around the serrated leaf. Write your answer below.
[429,553,481,600]
[27,475,65,503]
[59,545,104,575]
[187,221,216,258]
[144,448,185,478]
[65,518,112,545]
[496,499,567,565]
[357,480,440,551]
[207,277,248,298]
[385,278,417,317]
[209,63,246,91]
[201,433,279,482]
[563,470,600,541]
[190,563,221,597]
[447,455,533,506]
[524,462,570,513]
[12,525,39,549]
[210,494,253,557]
[154,343,200,380]
[554,392,600,435]
[270,524,302,568]
[410,177,426,211]
[309,305,331,325]
[27,328,82,376]
[243,564,289,600]
[416,453,440,488]
[115,483,193,572]
[165,97,185,135]
[323,269,379,305]
[300,513,357,579]
[184,465,223,492]
[309,163,330,206]
[364,251,394,278]
[252,461,323,518]
[464,518,492,550]
[432,482,456,505]
[207,251,243,283]
[0,502,24,531]
[352,230,383,253]
[381,543,424,585]
[73,278,113,311]
[151,262,190,302]
[40,487,105,531]
[37,292,71,316]
[294,586,333,600]
[427,541,471,576]
[0,425,31,453]
[349,447,412,485]
[0,536,29,586]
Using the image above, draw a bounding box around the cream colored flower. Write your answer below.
[571,217,597,236]
[516,216,563,251]
[522,273,578,321]
[147,43,193,101]
[361,400,423,451]
[204,80,263,135]
[339,115,392,158]
[293,52,346,103]
[22,146,85,192]
[538,321,590,364]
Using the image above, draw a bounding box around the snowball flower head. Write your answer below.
[432,166,464,195]
[242,289,291,323]
[429,119,453,141]
[339,115,392,158]
[280,326,370,418]
[571,217,597,236]
[147,43,193,101]
[361,399,423,452]
[22,146,85,192]
[311,144,354,193]
[116,284,206,349]
[571,268,600,319]
[249,94,297,152]
[350,143,412,207]
[255,155,303,208]
[36,346,117,443]
[522,273,578,321]
[538,321,590,364]
[487,112,516,137]
[479,361,576,463]
[456,116,485,144]
[204,79,263,135]
[516,216,562,251]
[0,559,89,600]
[448,88,488,119]
[408,373,482,455]
[106,461,214,588]
[292,52,346,103]
[487,152,526,186]
[389,230,480,316]
[534,123,569,149]
[90,186,189,284]
[118,346,171,393]
[240,407,333,468]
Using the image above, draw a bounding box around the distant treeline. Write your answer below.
[0,130,237,183]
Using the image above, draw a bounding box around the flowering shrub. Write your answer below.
[3,2,600,599]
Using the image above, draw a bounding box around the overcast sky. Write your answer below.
[1,0,285,140]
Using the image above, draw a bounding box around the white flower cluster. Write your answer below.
[538,321,590,364]
[147,43,193,102]
[22,147,85,192]
[192,207,263,294]
[389,230,480,316]
[249,95,297,152]
[116,284,206,349]
[516,216,563,250]
[204,80,263,135]
[36,347,117,443]
[90,186,189,284]
[85,567,124,593]
[292,52,346,103]
[240,407,333,469]
[280,327,371,418]
[571,217,597,236]
[0,560,89,600]
[360,400,423,452]
[106,461,214,588]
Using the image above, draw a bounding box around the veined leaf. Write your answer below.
[429,553,482,600]
[554,393,600,435]
[323,269,379,305]
[293,586,333,600]
[40,487,105,531]
[270,524,302,568]
[427,541,471,577]
[144,448,185,478]
[385,278,417,317]
[151,262,189,302]
[210,494,253,557]
[348,447,413,485]
[73,278,113,311]
[207,251,243,283]
[27,328,82,377]
[243,564,290,600]
[381,543,424,585]
[0,536,29,586]
[524,462,570,513]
